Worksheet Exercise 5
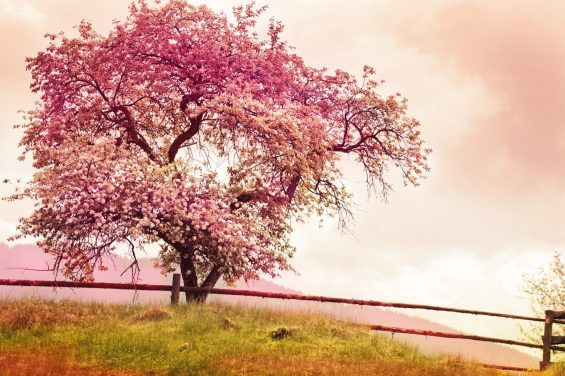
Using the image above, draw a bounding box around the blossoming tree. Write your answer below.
[13,1,430,301]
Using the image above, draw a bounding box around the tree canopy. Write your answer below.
[12,0,429,299]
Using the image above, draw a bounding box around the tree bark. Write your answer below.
[179,251,200,303]
[167,114,202,163]
[178,250,222,303]
[159,231,223,303]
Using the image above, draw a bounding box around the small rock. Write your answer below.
[178,343,192,352]
[269,327,296,340]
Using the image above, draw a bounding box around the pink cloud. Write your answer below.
[380,0,565,197]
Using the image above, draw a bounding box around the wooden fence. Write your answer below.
[0,275,563,372]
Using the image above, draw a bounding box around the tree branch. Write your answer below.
[112,105,160,164]
[285,175,301,201]
[229,174,301,212]
[229,191,255,211]
[167,113,203,163]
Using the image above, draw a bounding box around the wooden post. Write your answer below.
[171,273,181,305]
[540,310,554,371]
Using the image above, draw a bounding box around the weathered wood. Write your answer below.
[179,286,565,324]
[553,311,565,320]
[170,273,181,305]
[481,363,535,372]
[551,336,565,345]
[369,324,545,350]
[540,310,554,371]
[1,279,563,323]
[0,279,171,291]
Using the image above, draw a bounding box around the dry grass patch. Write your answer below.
[0,299,96,329]
[221,317,238,330]
[130,306,172,322]
[217,354,501,376]
[0,349,143,376]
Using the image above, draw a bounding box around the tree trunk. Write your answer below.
[179,251,222,303]
[179,251,199,303]
[194,265,222,302]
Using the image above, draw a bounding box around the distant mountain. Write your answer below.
[0,243,538,368]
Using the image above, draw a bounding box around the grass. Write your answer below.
[0,299,560,375]
[541,362,565,376]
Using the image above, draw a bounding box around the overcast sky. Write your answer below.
[1,0,563,347]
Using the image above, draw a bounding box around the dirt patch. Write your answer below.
[0,349,143,376]
[131,306,172,323]
[218,355,499,376]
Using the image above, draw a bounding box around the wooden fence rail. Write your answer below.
[0,277,563,372]
[179,286,565,324]
[0,279,171,291]
[368,324,564,351]
[3,278,564,323]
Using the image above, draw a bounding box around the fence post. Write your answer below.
[171,273,181,305]
[540,310,554,371]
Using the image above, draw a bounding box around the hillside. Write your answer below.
[0,299,529,375]
[0,243,539,369]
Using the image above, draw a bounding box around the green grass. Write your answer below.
[0,299,556,375]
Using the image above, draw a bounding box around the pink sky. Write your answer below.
[0,0,563,355]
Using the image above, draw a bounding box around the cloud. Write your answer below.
[0,1,43,22]
[378,0,565,197]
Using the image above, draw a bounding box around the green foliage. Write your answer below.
[0,299,507,375]
[521,251,564,362]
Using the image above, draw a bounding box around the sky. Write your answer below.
[0,0,563,350]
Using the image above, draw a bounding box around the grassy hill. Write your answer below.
[1,299,562,375]
[0,244,542,368]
